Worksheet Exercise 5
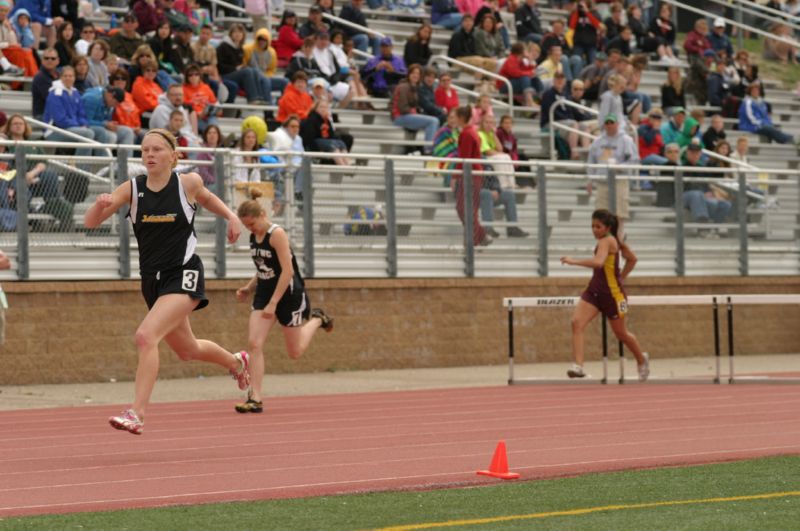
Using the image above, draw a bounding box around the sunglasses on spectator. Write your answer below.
[82,29,95,34]
[43,56,58,60]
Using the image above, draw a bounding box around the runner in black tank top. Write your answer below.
[233,189,334,414]
[83,129,251,435]
[560,209,649,382]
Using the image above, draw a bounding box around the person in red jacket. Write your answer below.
[434,71,460,113]
[454,105,491,247]
[498,42,541,108]
[683,18,712,63]
[274,10,303,67]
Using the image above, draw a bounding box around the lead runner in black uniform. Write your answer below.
[84,129,251,435]
[233,189,333,413]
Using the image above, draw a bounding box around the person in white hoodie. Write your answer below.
[149,83,200,148]
[267,115,304,199]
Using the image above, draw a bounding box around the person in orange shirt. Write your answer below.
[131,63,163,114]
[182,64,219,133]
[277,71,313,123]
[110,69,144,140]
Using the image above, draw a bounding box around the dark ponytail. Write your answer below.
[592,209,619,240]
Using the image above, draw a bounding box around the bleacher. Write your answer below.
[0,0,798,281]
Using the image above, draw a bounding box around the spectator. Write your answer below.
[72,56,93,93]
[738,83,796,144]
[10,0,61,48]
[764,23,798,65]
[683,18,712,63]
[131,62,164,112]
[274,10,303,67]
[195,124,222,186]
[150,83,199,145]
[232,128,263,183]
[171,23,195,74]
[578,50,608,101]
[475,13,505,60]
[603,2,625,42]
[277,71,314,122]
[110,69,143,139]
[435,71,460,113]
[432,109,460,187]
[730,136,750,165]
[129,44,169,91]
[702,114,726,150]
[147,20,181,75]
[569,1,600,65]
[686,49,715,105]
[42,66,96,157]
[515,0,543,44]
[133,0,167,35]
[106,53,121,80]
[732,51,750,97]
[243,28,289,104]
[597,50,627,95]
[390,64,439,152]
[681,141,731,235]
[298,6,329,39]
[337,34,372,109]
[182,64,218,132]
[32,48,60,118]
[362,37,406,98]
[661,66,687,113]
[540,70,568,130]
[266,116,305,197]
[453,105,491,246]
[538,45,566,89]
[498,42,540,109]
[339,0,380,54]
[285,36,324,81]
[217,23,272,104]
[496,114,535,188]
[709,18,733,58]
[404,23,433,68]
[183,0,211,31]
[707,59,732,109]
[432,0,463,30]
[110,12,144,62]
[627,4,678,65]
[74,22,96,56]
[447,14,496,73]
[638,107,667,165]
[660,106,686,146]
[81,85,135,148]
[470,93,494,126]
[478,113,516,189]
[192,25,224,90]
[606,25,635,57]
[86,40,110,89]
[598,73,627,128]
[311,31,353,105]
[10,8,35,49]
[475,0,509,50]
[300,99,353,165]
[418,66,446,124]
[648,3,676,53]
[161,0,190,29]
[541,19,583,81]
[54,20,77,68]
[587,113,639,229]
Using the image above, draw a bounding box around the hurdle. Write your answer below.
[503,294,800,385]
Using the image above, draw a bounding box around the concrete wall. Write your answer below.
[2,277,799,385]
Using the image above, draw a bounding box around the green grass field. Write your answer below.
[3,455,799,530]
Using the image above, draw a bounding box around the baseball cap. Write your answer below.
[311,78,326,89]
[175,23,193,32]
[670,106,686,116]
[604,113,618,124]
[106,86,125,102]
[703,49,717,58]
[309,5,322,13]
[713,17,725,28]
[596,51,608,61]
[686,140,703,151]
[380,36,393,46]
[648,109,663,120]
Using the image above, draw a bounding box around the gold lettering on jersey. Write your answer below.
[142,214,178,223]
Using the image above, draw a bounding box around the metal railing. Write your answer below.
[322,13,386,39]
[428,55,513,109]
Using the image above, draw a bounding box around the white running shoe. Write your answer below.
[567,364,586,378]
[231,351,251,390]
[638,352,650,382]
[109,409,144,435]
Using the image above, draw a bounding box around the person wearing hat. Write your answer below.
[709,18,733,58]
[587,112,639,226]
[81,84,136,149]
[110,13,144,61]
[660,106,687,146]
[299,6,330,39]
[362,36,407,98]
[171,23,196,73]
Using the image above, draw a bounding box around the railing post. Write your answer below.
[674,170,685,276]
[736,0,744,51]
[214,151,227,279]
[737,168,749,276]
[301,156,315,278]
[607,167,617,215]
[117,150,131,278]
[536,165,548,277]
[384,158,397,277]
[463,162,475,278]
[14,148,29,280]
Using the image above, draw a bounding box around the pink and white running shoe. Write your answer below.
[231,351,251,391]
[109,409,144,435]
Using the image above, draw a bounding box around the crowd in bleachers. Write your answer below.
[0,0,798,239]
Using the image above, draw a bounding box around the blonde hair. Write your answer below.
[237,189,266,218]
[143,129,179,168]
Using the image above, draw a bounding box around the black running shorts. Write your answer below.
[252,283,310,327]
[140,254,209,311]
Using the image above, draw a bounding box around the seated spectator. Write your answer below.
[684,19,712,64]
[110,12,144,62]
[32,49,60,118]
[702,114,726,150]
[339,0,380,54]
[404,23,433,68]
[81,85,135,150]
[148,21,182,75]
[475,13,505,60]
[515,0,543,44]
[649,3,676,54]
[129,44,169,91]
[72,56,94,94]
[730,136,750,165]
[362,37,407,98]
[9,8,36,50]
[470,93,494,126]
[162,0,190,29]
[277,71,314,123]
[661,66,686,113]
[707,56,735,112]
[763,23,798,65]
[110,69,143,140]
[686,49,715,105]
[87,40,110,89]
[243,28,289,103]
[738,83,796,144]
[216,23,272,104]
[285,37,324,82]
[539,71,568,130]
[418,67,446,124]
[639,108,667,165]
[560,79,594,157]
[478,112,519,191]
[597,51,627,96]
[150,83,200,146]
[267,116,305,200]
[603,2,625,42]
[541,19,583,81]
[435,71,460,113]
[606,25,635,58]
[300,99,354,165]
[337,34,372,110]
[568,1,601,65]
[274,10,303,68]
[447,14,497,74]
[192,25,226,97]
[298,5,329,39]
[171,23,196,74]
[709,18,733,58]
[131,62,164,113]
[42,66,96,157]
[133,0,167,36]
[166,110,190,157]
[54,20,77,69]
[196,124,222,186]
[0,4,30,76]
[232,128,263,183]
[182,64,218,133]
[681,140,732,235]
[627,4,678,65]
[498,42,540,108]
[578,51,608,101]
[432,109,460,187]
[391,65,439,153]
[432,0,463,31]
[75,22,96,57]
[496,114,535,188]
[475,0,509,50]
[537,45,567,90]
[660,106,686,146]
[311,31,353,105]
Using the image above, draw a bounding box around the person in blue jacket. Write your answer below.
[81,85,136,149]
[738,83,795,145]
[42,65,95,157]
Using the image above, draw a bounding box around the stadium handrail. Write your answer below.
[549,97,598,159]
[704,0,800,33]
[205,0,247,15]
[322,12,386,39]
[428,55,513,109]
[735,0,800,27]
[24,117,113,159]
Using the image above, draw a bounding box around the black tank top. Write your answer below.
[250,224,304,293]
[128,173,197,275]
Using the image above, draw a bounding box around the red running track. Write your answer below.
[1,385,800,517]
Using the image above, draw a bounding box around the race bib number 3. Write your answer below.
[182,270,199,291]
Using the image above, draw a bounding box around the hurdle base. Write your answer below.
[509,377,723,385]
[509,378,607,385]
[729,376,800,385]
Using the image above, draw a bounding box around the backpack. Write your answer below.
[343,206,387,236]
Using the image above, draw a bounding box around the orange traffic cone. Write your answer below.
[476,440,520,480]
